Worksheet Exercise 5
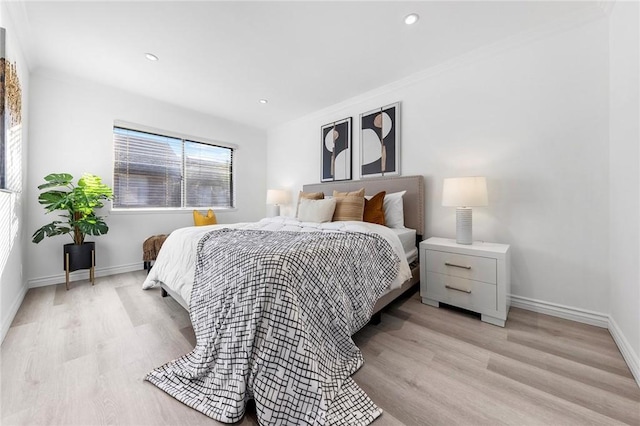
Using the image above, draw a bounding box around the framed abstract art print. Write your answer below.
[321,117,352,182]
[360,102,400,178]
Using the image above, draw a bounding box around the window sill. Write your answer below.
[109,207,238,215]
[0,188,21,195]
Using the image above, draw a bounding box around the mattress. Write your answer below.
[392,227,418,263]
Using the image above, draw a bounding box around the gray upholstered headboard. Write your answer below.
[302,175,425,239]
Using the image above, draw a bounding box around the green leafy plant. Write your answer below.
[32,173,114,245]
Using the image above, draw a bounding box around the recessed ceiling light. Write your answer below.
[145,53,159,61]
[404,13,419,25]
[258,99,268,104]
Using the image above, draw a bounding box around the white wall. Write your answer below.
[26,70,267,286]
[0,4,30,341]
[267,15,611,314]
[609,1,640,382]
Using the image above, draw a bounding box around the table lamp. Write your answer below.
[266,189,288,217]
[442,177,488,245]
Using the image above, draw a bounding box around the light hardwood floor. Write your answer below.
[1,270,638,425]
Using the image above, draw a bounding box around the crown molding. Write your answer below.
[272,3,609,133]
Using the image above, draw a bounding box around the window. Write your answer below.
[113,126,234,209]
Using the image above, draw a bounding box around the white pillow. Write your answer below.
[383,190,406,228]
[297,198,337,223]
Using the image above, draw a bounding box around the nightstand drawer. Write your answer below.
[425,250,496,284]
[425,271,497,312]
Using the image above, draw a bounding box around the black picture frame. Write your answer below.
[360,102,400,178]
[321,117,352,182]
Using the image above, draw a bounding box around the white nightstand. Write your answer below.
[420,237,511,327]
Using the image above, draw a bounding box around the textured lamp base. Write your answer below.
[456,207,473,245]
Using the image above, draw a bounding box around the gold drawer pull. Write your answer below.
[445,284,471,294]
[444,262,471,270]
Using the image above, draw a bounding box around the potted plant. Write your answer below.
[32,173,113,289]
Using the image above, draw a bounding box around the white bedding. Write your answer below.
[142,216,412,307]
[391,227,418,263]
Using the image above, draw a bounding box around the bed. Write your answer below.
[302,175,423,317]
[141,175,424,425]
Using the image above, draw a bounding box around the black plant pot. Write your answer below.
[63,242,96,290]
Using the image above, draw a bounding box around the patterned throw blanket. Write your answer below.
[146,229,400,425]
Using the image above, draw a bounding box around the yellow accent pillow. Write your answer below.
[193,209,218,226]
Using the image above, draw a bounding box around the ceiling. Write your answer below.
[8,1,598,130]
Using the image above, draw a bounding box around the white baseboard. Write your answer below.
[510,294,609,328]
[511,294,639,388]
[1,284,28,344]
[27,262,143,288]
[608,316,640,387]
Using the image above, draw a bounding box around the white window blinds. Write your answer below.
[113,127,234,209]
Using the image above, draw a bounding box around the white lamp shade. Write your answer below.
[266,189,288,205]
[442,177,488,207]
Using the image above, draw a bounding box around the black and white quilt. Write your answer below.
[146,228,401,425]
